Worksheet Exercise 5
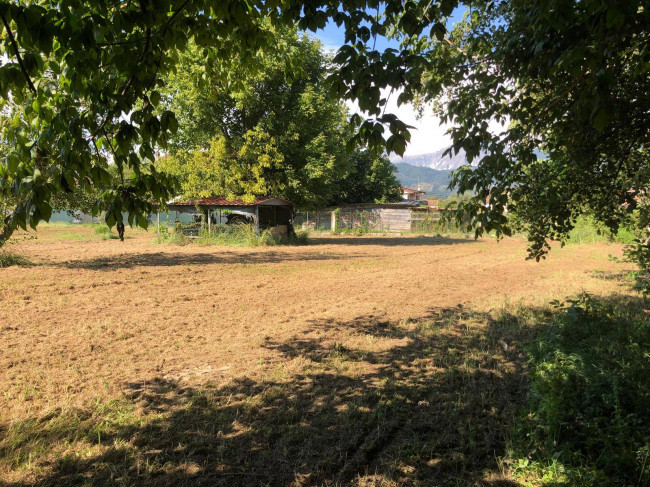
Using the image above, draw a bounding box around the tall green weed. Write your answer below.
[511,293,650,486]
[155,223,308,246]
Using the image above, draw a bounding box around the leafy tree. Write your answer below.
[416,1,649,266]
[156,129,286,203]
[0,105,13,217]
[0,0,435,245]
[161,27,327,155]
[332,150,401,205]
[160,29,400,209]
[49,164,135,219]
[0,0,444,244]
[0,1,266,244]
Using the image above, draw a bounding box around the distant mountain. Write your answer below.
[390,147,476,171]
[394,163,453,198]
[391,147,548,171]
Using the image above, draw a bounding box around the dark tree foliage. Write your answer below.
[420,1,649,262]
[331,150,402,205]
[0,0,432,244]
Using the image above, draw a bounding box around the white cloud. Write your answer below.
[345,88,511,160]
[311,30,453,157]
[345,89,452,158]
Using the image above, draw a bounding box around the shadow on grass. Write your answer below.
[54,250,353,270]
[3,294,647,486]
[1,306,529,486]
[309,235,476,247]
[590,269,635,282]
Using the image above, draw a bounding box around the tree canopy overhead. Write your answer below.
[419,1,649,260]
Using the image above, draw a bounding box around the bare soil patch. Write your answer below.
[0,224,633,485]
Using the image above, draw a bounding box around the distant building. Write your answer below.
[400,185,426,201]
[426,199,439,208]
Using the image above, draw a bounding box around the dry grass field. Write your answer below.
[0,224,636,485]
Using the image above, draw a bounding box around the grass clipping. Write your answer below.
[0,250,32,268]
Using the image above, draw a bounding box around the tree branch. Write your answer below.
[540,67,587,117]
[0,13,37,94]
[102,127,126,187]
[121,25,151,97]
[93,0,192,139]
[160,0,192,38]
[146,47,164,92]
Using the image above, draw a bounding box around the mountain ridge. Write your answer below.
[390,147,474,171]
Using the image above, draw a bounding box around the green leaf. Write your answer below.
[7,153,20,173]
[150,91,161,107]
[592,108,609,132]
[40,201,52,222]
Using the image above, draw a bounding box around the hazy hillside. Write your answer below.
[394,163,453,198]
[390,147,477,171]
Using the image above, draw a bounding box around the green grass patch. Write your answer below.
[0,251,32,268]
[332,226,380,236]
[0,399,143,482]
[566,216,636,245]
[198,224,275,246]
[510,293,650,486]
[93,225,120,240]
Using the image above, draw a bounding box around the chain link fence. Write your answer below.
[294,207,449,233]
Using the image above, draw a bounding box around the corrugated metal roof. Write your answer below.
[167,196,294,207]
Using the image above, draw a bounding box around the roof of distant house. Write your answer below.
[400,185,426,194]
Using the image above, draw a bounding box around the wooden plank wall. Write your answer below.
[377,209,412,232]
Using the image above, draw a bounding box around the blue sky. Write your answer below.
[310,7,468,158]
[315,8,467,52]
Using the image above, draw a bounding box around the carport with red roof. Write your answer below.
[165,196,295,235]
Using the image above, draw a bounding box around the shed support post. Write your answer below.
[255,206,260,234]
[331,210,336,232]
[208,209,211,234]
[157,212,160,237]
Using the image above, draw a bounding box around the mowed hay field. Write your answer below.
[0,224,635,486]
